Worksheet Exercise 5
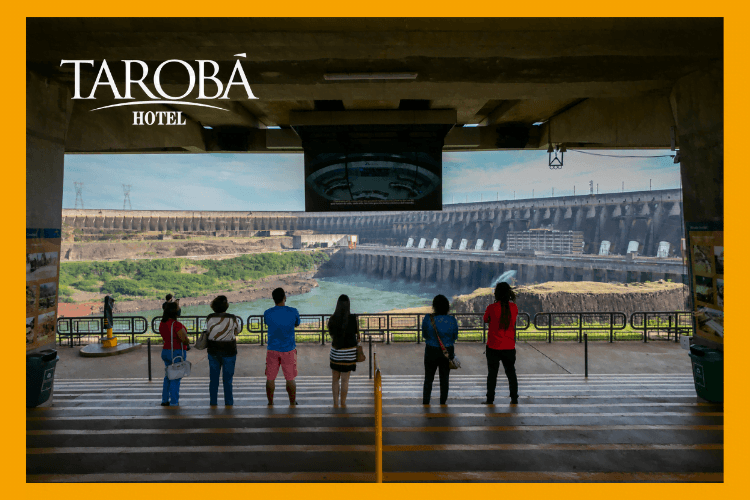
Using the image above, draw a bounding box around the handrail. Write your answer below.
[151,315,245,344]
[533,312,628,343]
[56,316,148,347]
[630,311,693,343]
[373,352,382,484]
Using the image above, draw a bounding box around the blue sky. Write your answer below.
[63,149,680,211]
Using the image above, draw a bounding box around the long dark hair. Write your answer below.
[328,294,351,334]
[494,282,517,330]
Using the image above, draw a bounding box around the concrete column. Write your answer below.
[410,257,419,280]
[526,264,538,284]
[396,257,405,279]
[582,268,594,281]
[27,70,72,352]
[671,64,723,223]
[553,266,565,281]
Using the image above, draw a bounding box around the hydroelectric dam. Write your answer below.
[62,188,686,287]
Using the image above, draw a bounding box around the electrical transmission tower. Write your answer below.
[122,184,132,210]
[74,182,84,209]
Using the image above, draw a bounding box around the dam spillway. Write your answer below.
[62,188,683,259]
[318,246,686,289]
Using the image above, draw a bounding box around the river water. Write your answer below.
[116,274,464,323]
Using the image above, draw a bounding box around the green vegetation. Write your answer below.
[60,251,329,300]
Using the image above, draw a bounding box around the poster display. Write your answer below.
[26,228,61,350]
[685,222,723,346]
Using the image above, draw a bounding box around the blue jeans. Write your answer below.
[208,353,237,406]
[161,349,187,405]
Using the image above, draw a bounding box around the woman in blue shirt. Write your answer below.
[421,294,459,405]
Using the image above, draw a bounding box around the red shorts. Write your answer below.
[265,349,297,381]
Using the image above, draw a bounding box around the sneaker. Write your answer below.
[481,400,494,405]
[510,398,519,405]
[160,402,170,406]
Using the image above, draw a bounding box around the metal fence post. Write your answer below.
[369,336,373,380]
[584,333,588,378]
[578,313,583,343]
[147,338,152,382]
[609,313,614,343]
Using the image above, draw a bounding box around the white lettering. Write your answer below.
[60,60,94,99]
[166,112,176,125]
[88,60,123,99]
[144,111,155,125]
[154,59,196,100]
[123,60,157,100]
[221,60,258,99]
[197,60,224,99]
[132,111,144,125]
[177,112,187,125]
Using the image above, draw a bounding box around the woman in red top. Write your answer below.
[159,302,191,406]
[482,282,519,405]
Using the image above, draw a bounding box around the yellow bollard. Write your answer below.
[102,319,118,348]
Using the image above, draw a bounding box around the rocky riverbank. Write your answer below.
[58,272,318,316]
[450,281,689,317]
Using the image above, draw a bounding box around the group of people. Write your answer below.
[158,282,520,407]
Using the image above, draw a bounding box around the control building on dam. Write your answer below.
[62,188,683,257]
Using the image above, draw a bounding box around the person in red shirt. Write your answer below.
[159,302,191,406]
[482,282,519,405]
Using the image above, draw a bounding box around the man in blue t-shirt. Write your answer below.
[263,288,301,405]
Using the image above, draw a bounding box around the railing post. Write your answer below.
[147,338,152,382]
[578,313,583,343]
[416,314,420,344]
[369,336,373,380]
[644,314,648,343]
[548,314,552,343]
[609,313,614,343]
[483,320,487,343]
[584,333,588,378]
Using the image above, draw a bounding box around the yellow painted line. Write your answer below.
[27,472,376,482]
[382,471,723,482]
[27,444,375,454]
[27,424,722,436]
[383,443,722,451]
[28,426,375,435]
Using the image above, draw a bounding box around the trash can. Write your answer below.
[26,349,59,408]
[688,345,723,403]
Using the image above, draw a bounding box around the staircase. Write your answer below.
[27,374,722,482]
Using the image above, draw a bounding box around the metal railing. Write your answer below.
[56,316,149,347]
[150,316,245,344]
[373,351,383,484]
[630,311,693,343]
[55,311,693,347]
[533,312,628,343]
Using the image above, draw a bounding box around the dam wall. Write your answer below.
[62,188,683,257]
[316,247,687,291]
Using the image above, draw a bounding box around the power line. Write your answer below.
[569,150,676,159]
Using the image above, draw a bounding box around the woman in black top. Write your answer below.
[327,294,359,407]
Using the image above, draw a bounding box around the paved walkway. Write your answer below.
[28,373,721,482]
[53,341,693,381]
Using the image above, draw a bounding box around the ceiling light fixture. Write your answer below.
[324,73,418,81]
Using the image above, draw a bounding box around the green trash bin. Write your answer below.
[26,349,59,408]
[689,345,723,403]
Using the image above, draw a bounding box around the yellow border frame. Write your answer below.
[9,4,744,498]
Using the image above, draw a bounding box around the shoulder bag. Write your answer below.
[166,321,192,380]
[195,327,208,350]
[429,314,461,370]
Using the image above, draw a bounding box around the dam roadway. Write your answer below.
[329,245,686,288]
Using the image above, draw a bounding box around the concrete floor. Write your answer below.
[52,340,693,380]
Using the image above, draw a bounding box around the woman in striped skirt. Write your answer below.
[328,294,360,407]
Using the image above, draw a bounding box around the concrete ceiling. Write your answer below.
[26,18,723,153]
